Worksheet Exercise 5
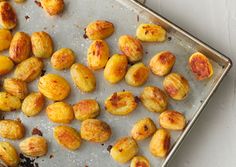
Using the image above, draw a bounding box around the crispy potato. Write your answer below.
[85,20,114,40]
[118,35,143,62]
[163,73,190,100]
[14,57,44,82]
[73,99,100,121]
[159,110,186,130]
[19,136,48,157]
[41,0,64,16]
[131,117,156,141]
[140,86,168,113]
[9,32,31,63]
[38,73,70,101]
[105,91,137,116]
[87,40,109,70]
[0,55,14,75]
[0,142,19,167]
[0,29,12,51]
[110,137,138,163]
[46,102,74,124]
[189,52,213,80]
[53,125,81,150]
[22,92,45,117]
[80,119,111,143]
[104,54,128,84]
[0,119,25,139]
[136,23,166,42]
[149,129,170,158]
[0,2,17,29]
[70,63,96,92]
[31,31,53,58]
[149,51,176,76]
[125,62,149,86]
[0,92,21,112]
[130,156,150,167]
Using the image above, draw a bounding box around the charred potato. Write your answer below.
[0,92,21,112]
[0,142,19,167]
[0,29,12,51]
[0,2,17,29]
[41,0,64,16]
[0,55,14,75]
[0,119,25,139]
[130,156,150,167]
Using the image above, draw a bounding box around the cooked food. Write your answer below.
[0,119,25,139]
[0,29,12,51]
[0,55,14,75]
[130,156,150,167]
[0,2,17,29]
[41,0,64,16]
[0,142,19,167]
[0,92,21,112]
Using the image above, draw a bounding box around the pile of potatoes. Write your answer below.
[0,0,214,167]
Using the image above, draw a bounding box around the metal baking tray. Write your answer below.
[0,0,232,167]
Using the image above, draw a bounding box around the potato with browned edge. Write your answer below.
[41,0,64,16]
[130,156,150,167]
[0,29,12,51]
[0,2,17,29]
[0,142,19,167]
[0,55,14,76]
[0,92,21,112]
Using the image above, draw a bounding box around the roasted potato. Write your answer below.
[130,156,150,167]
[41,0,64,16]
[0,142,19,167]
[0,119,25,139]
[163,73,190,100]
[0,92,21,112]
[0,29,12,51]
[14,0,26,3]
[104,54,128,84]
[0,55,14,75]
[0,2,17,29]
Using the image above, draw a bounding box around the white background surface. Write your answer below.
[140,0,236,166]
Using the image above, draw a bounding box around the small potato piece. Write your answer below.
[0,29,12,51]
[9,32,31,63]
[85,20,114,40]
[70,63,96,92]
[130,156,150,167]
[80,119,111,143]
[0,92,21,112]
[73,99,100,121]
[131,117,156,141]
[149,129,170,158]
[136,23,166,42]
[104,54,128,84]
[31,31,53,58]
[118,35,143,62]
[105,91,137,116]
[140,86,168,113]
[19,136,48,157]
[51,48,75,70]
[159,110,186,130]
[163,73,190,100]
[189,52,213,80]
[0,119,25,139]
[0,142,19,167]
[14,57,44,82]
[3,78,28,100]
[149,51,176,76]
[38,73,70,101]
[41,0,64,16]
[87,40,109,70]
[110,137,138,163]
[46,102,74,124]
[125,62,149,86]
[0,2,17,29]
[0,55,14,75]
[53,125,81,150]
[22,92,45,117]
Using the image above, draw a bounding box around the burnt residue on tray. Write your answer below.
[107,145,113,152]
[19,153,39,167]
[32,128,43,136]
[25,15,30,21]
[49,154,54,159]
[83,28,88,39]
[167,36,172,41]
[40,69,46,77]
[34,1,42,8]
[134,96,141,103]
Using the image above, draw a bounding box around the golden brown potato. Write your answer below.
[0,119,25,139]
[149,129,170,158]
[118,35,143,62]
[159,110,186,130]
[131,117,156,141]
[3,78,28,100]
[41,0,64,16]
[87,40,109,70]
[105,91,137,116]
[14,0,26,3]
[14,57,44,82]
[140,86,168,113]
[104,54,128,84]
[163,73,190,100]
[9,32,31,63]
[53,125,81,150]
[31,31,53,58]
[110,137,138,163]
[0,92,21,112]
[189,52,213,80]
[0,142,19,167]
[149,51,176,76]
[19,136,48,157]
[0,29,12,51]
[73,99,100,121]
[125,62,149,86]
[0,2,17,29]
[22,92,45,117]
[80,119,111,143]
[38,73,70,101]
[130,156,150,167]
[0,55,14,75]
[85,20,114,40]
[51,48,75,70]
[70,63,96,92]
[46,102,74,124]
